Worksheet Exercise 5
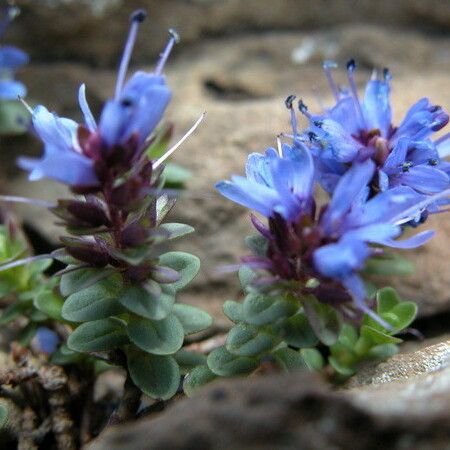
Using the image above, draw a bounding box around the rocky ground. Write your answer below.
[1,1,450,448]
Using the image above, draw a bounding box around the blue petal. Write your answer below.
[314,118,361,163]
[378,229,434,248]
[0,79,26,99]
[436,134,450,158]
[98,99,130,147]
[313,238,371,279]
[78,84,97,131]
[342,223,400,243]
[328,96,360,136]
[323,159,375,231]
[0,46,29,70]
[362,79,391,137]
[245,149,277,186]
[382,138,408,173]
[215,178,280,218]
[395,165,449,194]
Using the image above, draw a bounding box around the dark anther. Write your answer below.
[298,99,308,113]
[313,120,323,128]
[428,158,439,166]
[168,28,180,43]
[430,105,441,113]
[131,9,147,23]
[383,67,390,79]
[401,161,414,172]
[121,98,133,107]
[346,59,356,71]
[285,94,296,109]
[308,131,317,142]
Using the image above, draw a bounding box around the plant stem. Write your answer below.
[108,373,141,426]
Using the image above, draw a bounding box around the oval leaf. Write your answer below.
[62,278,124,322]
[243,292,298,326]
[127,315,184,355]
[226,323,275,357]
[128,350,180,400]
[67,318,128,352]
[280,313,319,348]
[159,252,200,290]
[118,284,175,320]
[60,266,117,296]
[172,304,213,335]
[183,365,217,397]
[207,346,259,377]
[34,291,64,321]
[272,347,308,372]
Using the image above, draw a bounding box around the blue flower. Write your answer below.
[302,62,450,202]
[217,143,441,322]
[18,10,176,187]
[32,327,60,355]
[216,140,315,221]
[0,6,29,100]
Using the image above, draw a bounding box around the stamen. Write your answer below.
[153,112,205,169]
[276,134,283,156]
[383,67,392,81]
[154,29,180,76]
[298,99,312,119]
[392,188,450,225]
[346,59,366,128]
[114,9,147,99]
[285,95,298,136]
[0,254,52,273]
[435,132,450,145]
[0,195,56,208]
[18,95,33,114]
[322,61,339,101]
[0,6,19,37]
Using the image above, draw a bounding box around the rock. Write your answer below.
[9,1,450,67]
[86,340,450,450]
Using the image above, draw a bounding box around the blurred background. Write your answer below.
[2,0,450,329]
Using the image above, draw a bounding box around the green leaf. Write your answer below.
[62,277,124,322]
[60,267,117,297]
[360,325,402,346]
[173,349,207,374]
[245,234,268,257]
[223,300,244,323]
[243,292,298,326]
[118,284,175,320]
[280,313,319,348]
[34,291,64,321]
[183,365,217,397]
[226,323,275,357]
[159,252,200,290]
[376,287,401,314]
[363,253,414,277]
[272,347,308,372]
[303,296,340,346]
[300,348,324,371]
[336,323,359,348]
[367,343,398,360]
[0,302,28,324]
[207,346,259,377]
[127,315,184,355]
[158,223,194,240]
[329,356,356,377]
[172,304,213,335]
[0,100,29,135]
[0,402,9,429]
[67,318,128,352]
[238,266,257,292]
[127,350,180,400]
[163,163,192,186]
[386,302,417,331]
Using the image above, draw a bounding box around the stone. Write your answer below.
[9,1,450,67]
[85,340,450,450]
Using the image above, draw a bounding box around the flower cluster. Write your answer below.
[299,61,450,222]
[180,63,450,390]
[4,10,210,402]
[0,5,28,100]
